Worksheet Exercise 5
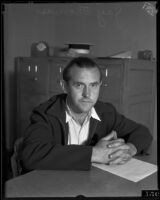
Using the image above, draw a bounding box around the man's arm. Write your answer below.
[91,102,153,165]
[21,110,93,171]
[106,103,153,155]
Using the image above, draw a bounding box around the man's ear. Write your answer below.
[60,80,67,93]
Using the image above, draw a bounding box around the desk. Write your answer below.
[5,156,157,197]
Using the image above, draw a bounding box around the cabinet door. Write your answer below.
[16,58,50,94]
[16,57,51,137]
[97,62,124,112]
[125,59,156,133]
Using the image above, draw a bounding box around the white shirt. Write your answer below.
[66,106,101,145]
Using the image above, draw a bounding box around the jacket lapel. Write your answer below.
[47,94,69,144]
[86,117,99,145]
[64,122,69,145]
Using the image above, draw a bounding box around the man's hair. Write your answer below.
[62,56,102,82]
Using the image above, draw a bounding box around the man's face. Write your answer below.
[64,65,101,113]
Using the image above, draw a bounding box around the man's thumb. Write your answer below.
[102,130,117,141]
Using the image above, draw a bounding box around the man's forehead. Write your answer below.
[69,65,100,74]
[69,67,101,83]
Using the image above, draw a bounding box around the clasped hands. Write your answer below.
[91,131,137,165]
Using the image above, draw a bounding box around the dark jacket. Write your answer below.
[21,94,152,171]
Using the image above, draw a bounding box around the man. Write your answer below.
[21,56,152,171]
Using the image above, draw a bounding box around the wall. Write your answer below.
[3,2,157,149]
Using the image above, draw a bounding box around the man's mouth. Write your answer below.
[80,99,93,103]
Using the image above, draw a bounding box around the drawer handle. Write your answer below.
[102,83,108,87]
[105,68,108,77]
[59,66,62,73]
[103,83,108,87]
[35,65,38,72]
[28,66,31,72]
[102,68,108,86]
[29,77,38,81]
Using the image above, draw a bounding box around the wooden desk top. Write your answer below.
[5,162,157,197]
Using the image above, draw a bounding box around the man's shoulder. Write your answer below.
[95,100,116,114]
[33,93,66,114]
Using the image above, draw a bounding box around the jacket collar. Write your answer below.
[47,94,103,144]
[66,106,101,123]
[47,93,67,123]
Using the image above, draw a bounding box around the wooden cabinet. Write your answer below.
[96,58,156,134]
[15,57,52,138]
[15,57,156,139]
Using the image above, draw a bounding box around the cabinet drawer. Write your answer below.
[49,60,67,93]
[17,59,50,94]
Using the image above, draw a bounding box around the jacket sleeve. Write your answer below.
[21,109,92,171]
[109,104,153,154]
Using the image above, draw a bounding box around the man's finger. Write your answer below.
[107,139,125,148]
[109,149,130,160]
[109,155,131,165]
[109,157,123,165]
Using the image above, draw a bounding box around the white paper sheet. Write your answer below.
[92,158,157,182]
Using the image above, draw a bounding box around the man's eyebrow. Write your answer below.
[72,81,85,85]
[90,81,101,84]
[72,81,101,85]
[73,81,100,83]
[72,81,84,84]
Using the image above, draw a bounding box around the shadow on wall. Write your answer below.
[6,70,17,149]
[3,69,17,181]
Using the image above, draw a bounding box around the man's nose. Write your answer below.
[82,86,91,98]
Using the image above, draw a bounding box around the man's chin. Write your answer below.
[78,106,92,113]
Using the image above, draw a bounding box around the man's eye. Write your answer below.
[91,83,99,87]
[74,83,83,88]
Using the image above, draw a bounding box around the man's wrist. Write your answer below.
[91,147,97,163]
[91,146,102,163]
